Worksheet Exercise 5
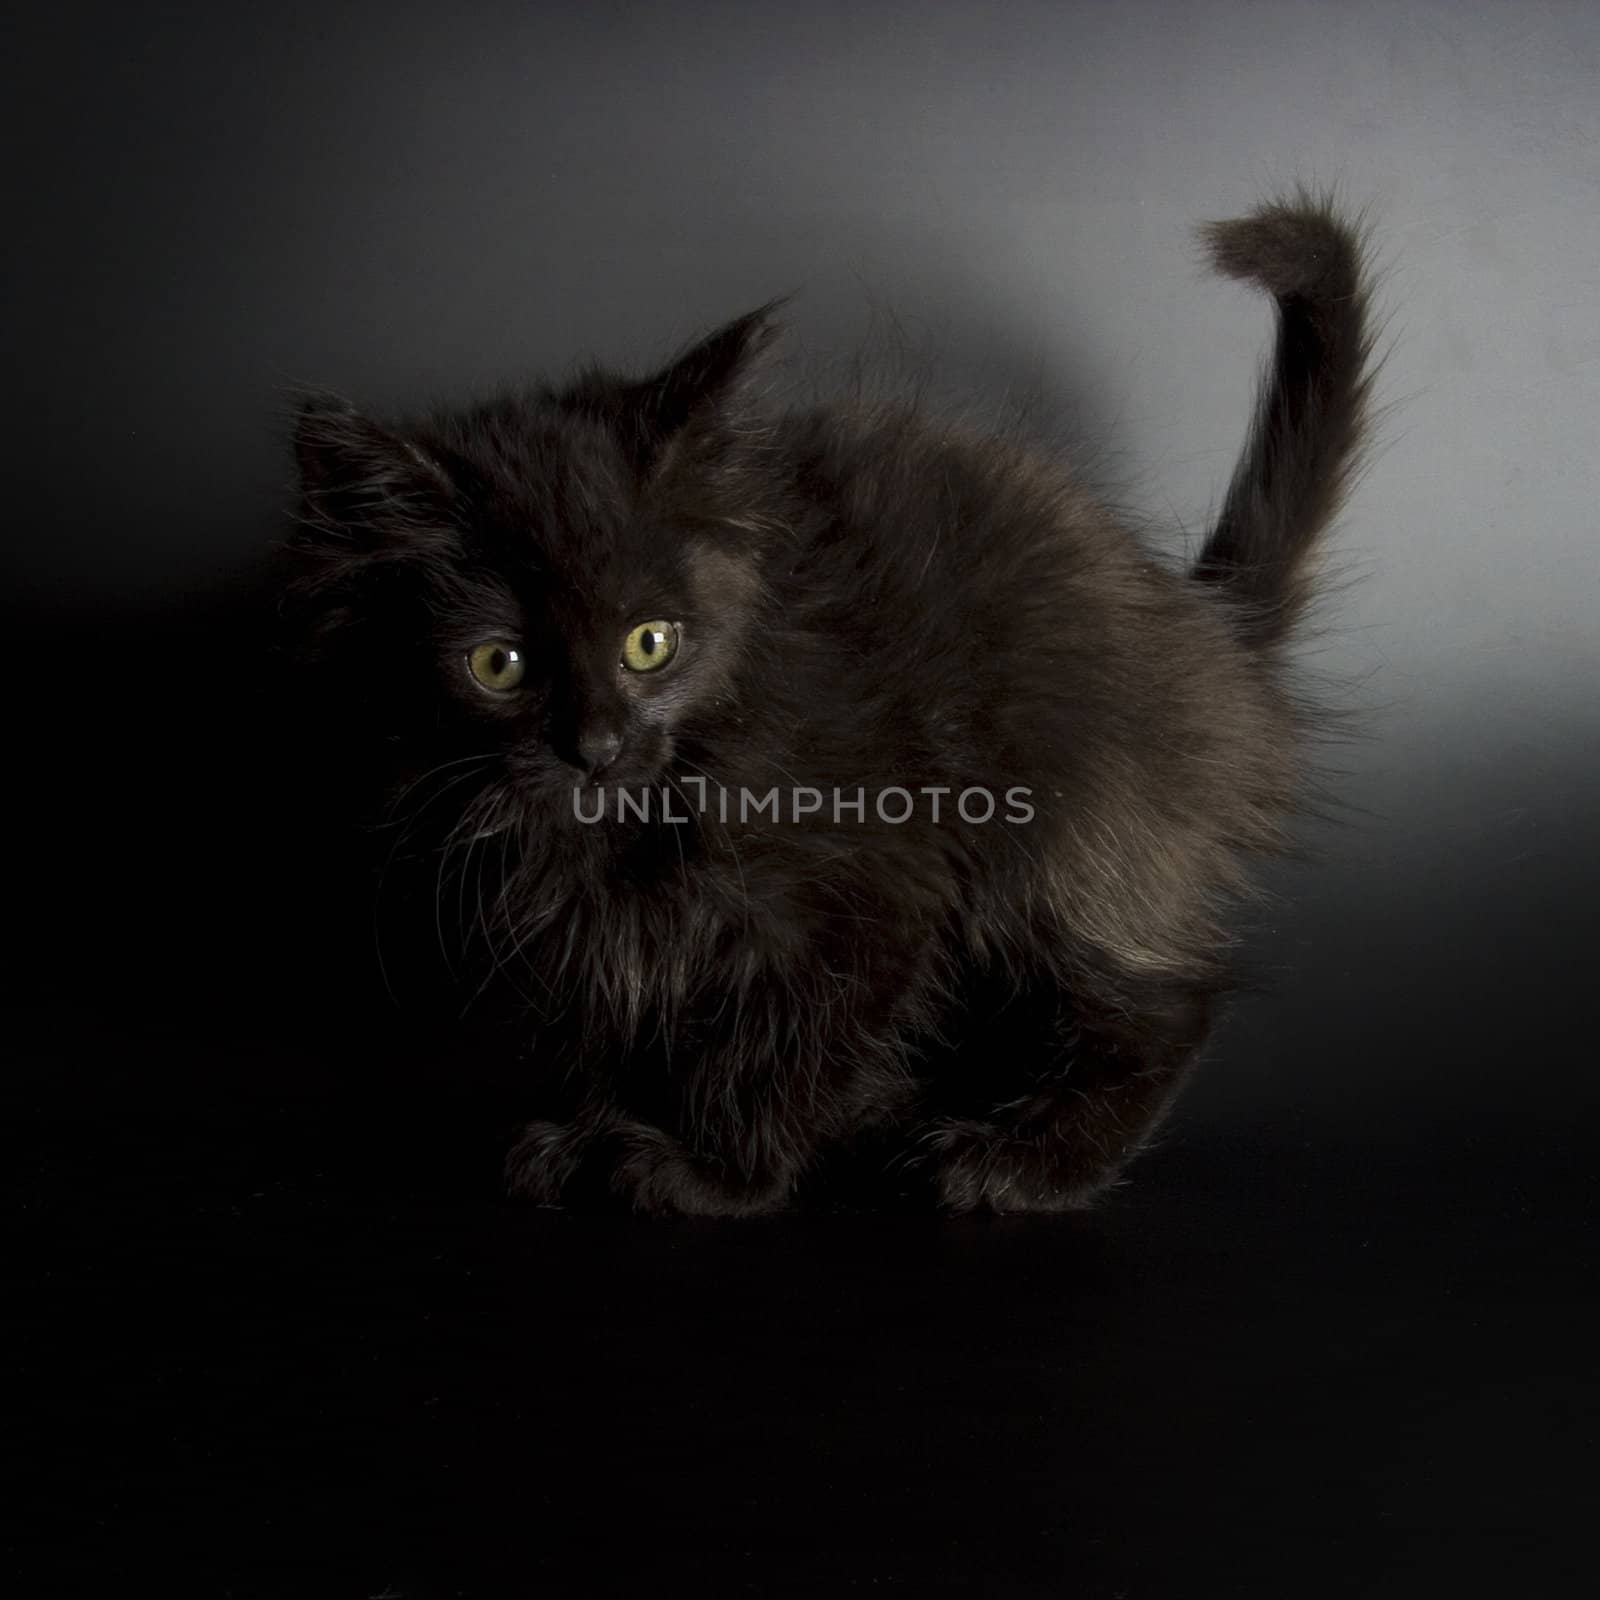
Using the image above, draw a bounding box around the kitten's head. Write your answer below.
[287,306,781,824]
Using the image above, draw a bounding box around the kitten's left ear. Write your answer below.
[560,301,786,471]
[638,299,786,440]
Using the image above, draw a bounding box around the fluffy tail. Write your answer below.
[1192,193,1374,647]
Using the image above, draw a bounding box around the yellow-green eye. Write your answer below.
[466,641,526,693]
[621,620,680,673]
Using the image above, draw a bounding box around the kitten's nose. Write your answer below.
[577,725,623,778]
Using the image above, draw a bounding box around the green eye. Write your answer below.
[621,620,680,673]
[466,641,526,693]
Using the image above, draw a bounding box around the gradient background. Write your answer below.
[8,2,1597,1593]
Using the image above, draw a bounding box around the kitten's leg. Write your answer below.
[507,932,927,1215]
[507,993,914,1216]
[921,981,1214,1213]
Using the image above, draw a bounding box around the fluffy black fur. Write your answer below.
[284,193,1374,1215]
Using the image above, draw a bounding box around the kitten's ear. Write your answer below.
[637,300,785,441]
[292,395,459,555]
[559,301,785,472]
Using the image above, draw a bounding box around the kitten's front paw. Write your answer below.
[921,1118,1115,1215]
[610,1124,795,1218]
[505,1116,793,1217]
[504,1118,590,1206]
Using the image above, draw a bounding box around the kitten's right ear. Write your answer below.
[292,396,459,557]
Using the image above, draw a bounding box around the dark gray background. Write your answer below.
[7,0,1595,1124]
[8,4,1598,1592]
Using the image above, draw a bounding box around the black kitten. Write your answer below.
[285,193,1373,1215]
